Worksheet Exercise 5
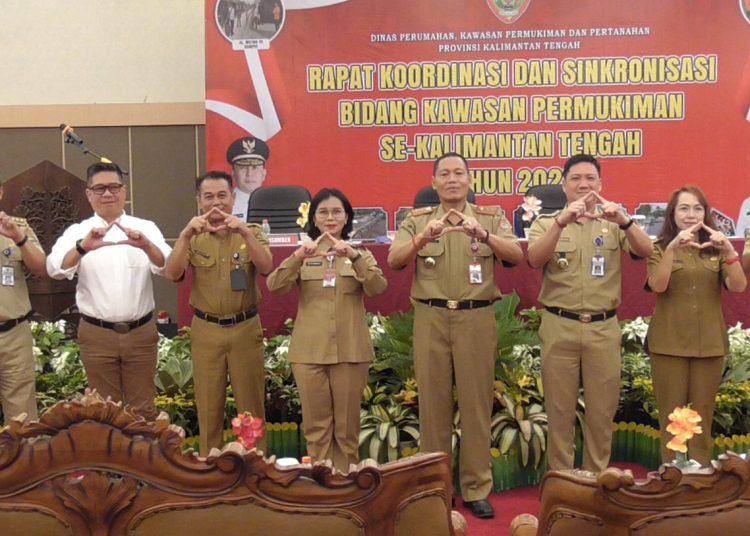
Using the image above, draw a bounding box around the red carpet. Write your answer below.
[456,462,650,536]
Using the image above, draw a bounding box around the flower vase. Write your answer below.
[672,451,702,473]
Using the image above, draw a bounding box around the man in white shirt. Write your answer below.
[226,136,269,221]
[47,163,171,419]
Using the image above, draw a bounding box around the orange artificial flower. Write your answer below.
[665,406,702,452]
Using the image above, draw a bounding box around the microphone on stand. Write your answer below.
[59,124,84,145]
[59,123,129,175]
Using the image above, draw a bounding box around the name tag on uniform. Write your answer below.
[1,266,14,286]
[591,255,606,277]
[323,268,336,288]
[469,262,483,284]
[230,267,248,291]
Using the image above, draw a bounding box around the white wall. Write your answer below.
[0,0,205,126]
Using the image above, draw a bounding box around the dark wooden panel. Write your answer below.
[0,128,63,181]
[129,126,198,240]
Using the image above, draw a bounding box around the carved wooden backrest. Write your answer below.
[529,456,750,535]
[0,393,461,536]
[0,160,92,319]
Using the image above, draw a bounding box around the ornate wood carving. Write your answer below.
[0,392,460,536]
[516,454,750,535]
[0,160,92,319]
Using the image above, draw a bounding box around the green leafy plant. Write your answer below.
[155,330,194,395]
[491,392,547,468]
[371,312,415,392]
[358,400,420,463]
[32,320,87,413]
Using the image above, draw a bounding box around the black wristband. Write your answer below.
[478,228,491,243]
[75,238,88,256]
[14,235,28,248]
[351,252,363,263]
[619,218,635,231]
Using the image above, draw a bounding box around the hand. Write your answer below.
[293,238,321,259]
[460,215,488,240]
[80,223,118,252]
[558,196,589,226]
[219,210,250,236]
[589,192,629,225]
[330,236,358,259]
[701,223,734,255]
[666,222,703,251]
[179,207,227,239]
[0,211,25,243]
[111,221,152,250]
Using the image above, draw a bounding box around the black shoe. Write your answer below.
[463,499,495,519]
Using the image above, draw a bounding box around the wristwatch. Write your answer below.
[619,218,635,231]
[75,238,88,256]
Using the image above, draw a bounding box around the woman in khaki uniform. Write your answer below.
[267,189,387,471]
[646,186,746,466]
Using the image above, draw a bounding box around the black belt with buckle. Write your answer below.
[194,307,257,327]
[546,307,616,323]
[81,312,153,334]
[416,298,493,311]
[0,310,34,333]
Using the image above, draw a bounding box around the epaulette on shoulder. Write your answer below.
[10,216,27,225]
[473,205,502,216]
[408,206,435,218]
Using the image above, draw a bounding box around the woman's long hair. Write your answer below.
[656,185,718,253]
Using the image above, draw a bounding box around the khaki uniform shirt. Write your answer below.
[646,244,729,357]
[0,218,40,321]
[395,204,517,301]
[187,225,269,315]
[266,249,387,364]
[529,212,633,312]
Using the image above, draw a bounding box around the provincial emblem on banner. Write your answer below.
[486,0,531,24]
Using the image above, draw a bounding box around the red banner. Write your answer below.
[206,0,750,236]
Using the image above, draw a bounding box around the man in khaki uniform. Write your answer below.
[742,229,750,272]
[528,154,653,472]
[388,152,523,519]
[0,180,47,424]
[166,171,272,455]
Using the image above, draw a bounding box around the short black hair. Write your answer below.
[562,154,600,178]
[433,152,469,176]
[86,162,124,185]
[196,171,233,193]
[307,188,355,240]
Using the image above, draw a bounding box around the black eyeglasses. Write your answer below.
[88,183,125,195]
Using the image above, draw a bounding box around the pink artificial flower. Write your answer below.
[231,411,265,449]
[521,196,542,222]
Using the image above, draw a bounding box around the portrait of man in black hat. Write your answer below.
[226,136,269,221]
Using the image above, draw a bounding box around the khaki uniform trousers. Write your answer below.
[0,322,38,424]
[650,353,724,466]
[78,320,158,420]
[413,301,496,501]
[540,311,621,472]
[292,361,369,472]
[191,315,266,456]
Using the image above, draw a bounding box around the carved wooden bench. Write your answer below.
[0,392,466,536]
